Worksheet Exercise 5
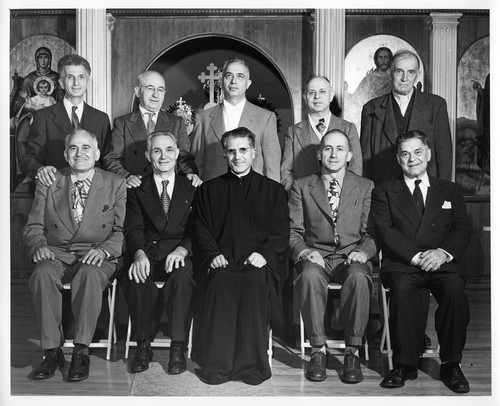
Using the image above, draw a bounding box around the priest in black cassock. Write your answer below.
[191,126,289,385]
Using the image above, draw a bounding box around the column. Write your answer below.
[314,9,345,114]
[427,12,462,180]
[76,9,109,115]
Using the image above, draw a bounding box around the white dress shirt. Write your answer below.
[308,111,331,140]
[223,99,246,132]
[393,88,414,116]
[63,97,84,123]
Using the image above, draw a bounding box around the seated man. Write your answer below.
[121,131,197,375]
[192,127,289,385]
[371,130,471,393]
[24,129,126,382]
[289,129,376,383]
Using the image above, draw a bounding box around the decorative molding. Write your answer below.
[345,9,489,15]
[10,9,76,17]
[106,13,116,32]
[108,9,313,17]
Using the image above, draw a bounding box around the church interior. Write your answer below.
[8,8,491,401]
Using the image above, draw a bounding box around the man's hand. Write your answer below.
[126,175,142,189]
[165,247,188,273]
[186,174,203,187]
[36,166,57,187]
[33,247,55,263]
[81,248,106,267]
[244,252,267,268]
[304,250,325,268]
[418,249,447,272]
[346,251,368,264]
[129,250,150,283]
[210,254,228,269]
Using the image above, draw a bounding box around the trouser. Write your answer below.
[295,259,372,347]
[28,258,115,349]
[121,256,195,342]
[381,270,470,368]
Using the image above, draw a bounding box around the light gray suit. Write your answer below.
[24,168,126,349]
[289,170,376,347]
[281,115,362,192]
[190,101,281,182]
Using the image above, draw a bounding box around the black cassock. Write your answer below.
[192,170,289,385]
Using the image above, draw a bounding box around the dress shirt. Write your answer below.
[139,105,158,129]
[153,172,175,199]
[63,98,84,124]
[223,99,246,132]
[309,111,332,140]
[392,88,414,116]
[404,172,430,206]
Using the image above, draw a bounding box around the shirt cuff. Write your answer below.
[437,248,453,262]
[297,248,312,262]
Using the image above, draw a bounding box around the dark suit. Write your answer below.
[24,168,126,349]
[281,116,363,192]
[19,101,111,178]
[289,171,377,346]
[360,91,452,185]
[103,110,196,178]
[371,176,471,367]
[190,101,281,182]
[122,173,196,342]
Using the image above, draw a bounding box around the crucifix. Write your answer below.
[198,63,222,109]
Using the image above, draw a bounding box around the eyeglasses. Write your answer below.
[140,85,166,94]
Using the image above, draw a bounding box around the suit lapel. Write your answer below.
[137,175,167,232]
[165,175,190,233]
[127,111,147,144]
[338,171,358,217]
[296,120,319,150]
[417,177,445,239]
[52,172,78,234]
[388,179,422,228]
[375,94,398,146]
[209,105,225,142]
[156,110,170,132]
[309,174,335,226]
[52,102,73,135]
[408,91,428,130]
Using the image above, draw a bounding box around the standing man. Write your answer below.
[371,131,471,393]
[281,76,362,192]
[122,131,197,375]
[361,49,452,186]
[289,129,376,383]
[192,127,289,385]
[190,57,281,182]
[20,54,111,186]
[24,129,126,382]
[103,71,200,188]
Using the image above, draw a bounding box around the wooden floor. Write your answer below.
[9,280,493,404]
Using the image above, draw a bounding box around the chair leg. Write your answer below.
[268,328,273,367]
[106,281,117,360]
[299,310,306,360]
[187,321,193,359]
[380,287,393,370]
[125,317,132,359]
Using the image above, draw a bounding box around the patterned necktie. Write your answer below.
[72,106,81,130]
[413,179,424,216]
[73,178,91,224]
[146,112,155,134]
[316,118,326,135]
[327,179,341,246]
[161,180,171,220]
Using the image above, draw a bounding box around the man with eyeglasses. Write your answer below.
[289,129,376,383]
[103,70,201,188]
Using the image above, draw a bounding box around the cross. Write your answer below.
[198,63,221,106]
[176,96,185,106]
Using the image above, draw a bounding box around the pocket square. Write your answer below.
[102,204,114,212]
[441,201,452,209]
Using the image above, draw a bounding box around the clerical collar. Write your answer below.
[70,168,95,184]
[63,97,84,122]
[229,168,252,184]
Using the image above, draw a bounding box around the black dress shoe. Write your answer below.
[340,349,363,384]
[33,347,65,380]
[67,351,90,382]
[380,364,418,388]
[168,342,187,375]
[305,351,327,382]
[132,341,153,373]
[440,362,470,393]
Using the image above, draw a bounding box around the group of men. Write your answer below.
[22,50,471,394]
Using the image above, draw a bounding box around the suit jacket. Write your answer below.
[19,101,111,178]
[190,101,281,182]
[289,170,376,268]
[281,115,363,192]
[370,176,470,275]
[23,167,126,265]
[124,173,197,262]
[360,90,452,185]
[103,110,196,178]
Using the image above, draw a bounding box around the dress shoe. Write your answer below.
[168,342,187,375]
[440,362,470,393]
[67,351,90,382]
[340,349,363,384]
[380,364,418,388]
[305,351,327,382]
[33,347,65,380]
[132,341,153,373]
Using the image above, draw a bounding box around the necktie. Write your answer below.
[327,179,341,246]
[413,179,424,215]
[73,178,91,224]
[316,118,326,135]
[146,112,155,134]
[161,180,171,220]
[72,106,81,130]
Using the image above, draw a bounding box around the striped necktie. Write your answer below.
[73,178,91,224]
[72,106,81,130]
